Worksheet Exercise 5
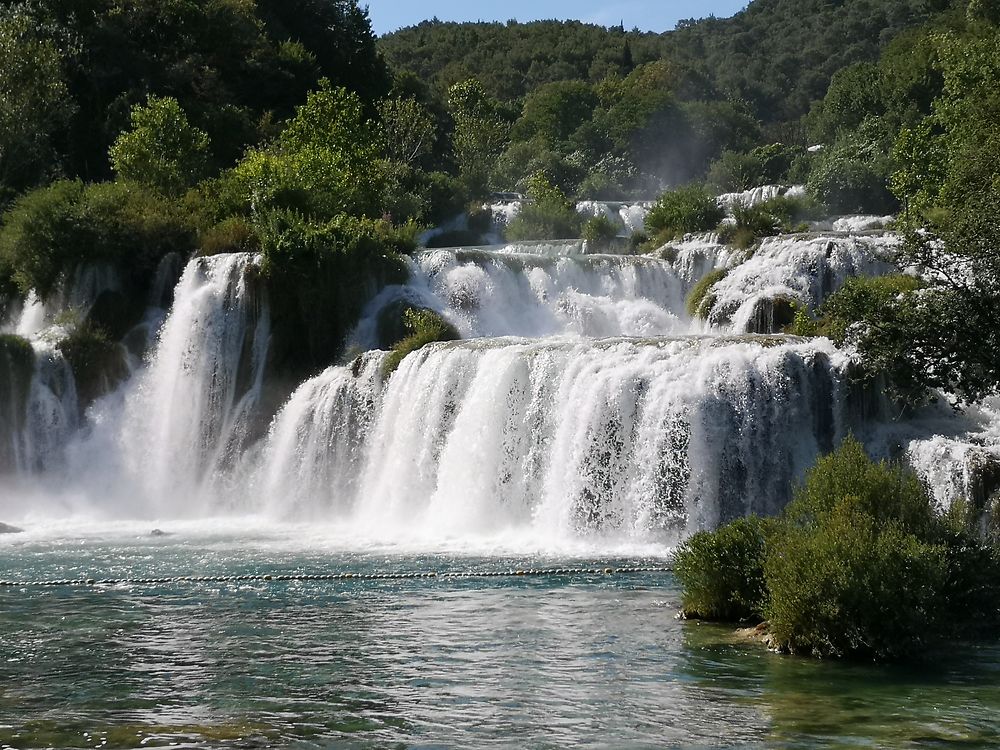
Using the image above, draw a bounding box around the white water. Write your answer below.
[717,185,804,210]
[409,249,689,338]
[1,220,993,551]
[246,336,850,547]
[706,233,898,331]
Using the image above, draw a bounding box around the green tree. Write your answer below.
[109,96,211,196]
[512,80,598,147]
[224,80,382,219]
[0,8,75,196]
[378,97,437,166]
[447,79,511,196]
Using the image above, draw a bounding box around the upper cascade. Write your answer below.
[406,249,692,339]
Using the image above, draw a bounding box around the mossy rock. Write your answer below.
[686,268,728,319]
[743,296,800,334]
[382,307,460,376]
[57,326,129,409]
[376,299,418,350]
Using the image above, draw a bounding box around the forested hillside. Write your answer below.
[380,0,945,124]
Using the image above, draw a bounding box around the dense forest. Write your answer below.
[0,0,997,404]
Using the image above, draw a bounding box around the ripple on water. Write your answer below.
[2,537,1000,748]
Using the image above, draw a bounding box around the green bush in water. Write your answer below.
[382,307,460,376]
[676,438,1000,660]
[581,215,619,246]
[674,516,775,622]
[765,502,949,659]
[645,185,724,238]
[505,173,581,241]
[686,268,728,319]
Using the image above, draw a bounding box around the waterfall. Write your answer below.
[706,233,898,331]
[409,249,689,339]
[7,211,989,552]
[248,336,849,545]
[0,340,78,475]
[110,253,270,510]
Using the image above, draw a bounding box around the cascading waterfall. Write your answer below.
[247,336,849,545]
[706,233,898,331]
[409,249,690,338]
[122,252,270,510]
[3,193,988,551]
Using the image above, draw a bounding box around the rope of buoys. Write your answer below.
[0,566,672,589]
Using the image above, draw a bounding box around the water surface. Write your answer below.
[1,527,998,749]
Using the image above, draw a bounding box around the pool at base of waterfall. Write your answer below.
[2,526,1000,749]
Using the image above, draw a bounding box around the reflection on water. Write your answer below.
[1,535,999,748]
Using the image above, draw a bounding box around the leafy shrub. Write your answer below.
[765,506,949,659]
[814,274,924,344]
[199,217,261,256]
[423,172,470,226]
[707,145,807,192]
[676,437,1000,660]
[781,437,935,535]
[382,307,460,376]
[686,268,728,319]
[645,186,724,238]
[807,126,898,214]
[0,180,195,298]
[707,150,766,192]
[674,516,774,622]
[581,215,619,245]
[505,173,581,241]
[717,200,780,248]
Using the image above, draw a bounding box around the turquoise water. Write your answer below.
[2,527,1000,749]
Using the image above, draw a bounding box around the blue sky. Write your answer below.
[367,1,749,36]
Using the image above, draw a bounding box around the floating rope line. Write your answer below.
[0,566,672,588]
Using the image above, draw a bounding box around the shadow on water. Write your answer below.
[679,622,1000,749]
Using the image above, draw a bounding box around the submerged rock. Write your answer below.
[0,522,23,534]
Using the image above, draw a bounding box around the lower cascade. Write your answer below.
[245,336,850,545]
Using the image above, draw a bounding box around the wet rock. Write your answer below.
[149,528,170,537]
[0,522,23,534]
